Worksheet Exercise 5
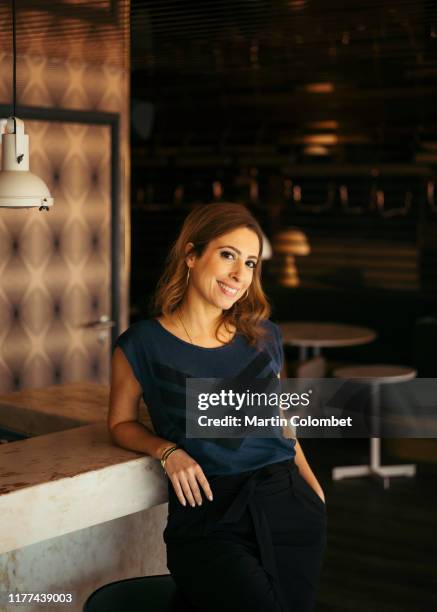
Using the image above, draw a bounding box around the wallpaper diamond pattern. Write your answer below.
[0,2,130,393]
[0,122,111,391]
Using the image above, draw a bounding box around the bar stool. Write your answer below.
[331,364,417,489]
[83,575,195,611]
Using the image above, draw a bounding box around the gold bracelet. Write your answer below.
[160,444,177,462]
[161,446,180,472]
[161,446,179,465]
[160,445,179,470]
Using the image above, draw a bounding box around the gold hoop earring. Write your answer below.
[240,288,249,301]
[186,268,190,286]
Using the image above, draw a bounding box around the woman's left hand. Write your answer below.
[311,484,325,504]
[315,488,325,504]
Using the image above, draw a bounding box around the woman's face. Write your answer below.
[186,227,260,310]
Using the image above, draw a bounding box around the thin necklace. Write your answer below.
[177,312,233,347]
[177,312,194,344]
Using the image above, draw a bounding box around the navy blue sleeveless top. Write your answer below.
[113,318,296,476]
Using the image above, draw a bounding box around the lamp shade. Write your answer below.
[273,228,310,256]
[272,227,311,287]
[0,117,53,209]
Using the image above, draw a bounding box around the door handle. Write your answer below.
[81,315,116,330]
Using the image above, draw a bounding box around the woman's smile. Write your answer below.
[217,280,240,297]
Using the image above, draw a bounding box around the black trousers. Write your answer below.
[164,458,327,612]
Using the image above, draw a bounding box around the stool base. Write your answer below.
[332,436,416,489]
[332,463,416,489]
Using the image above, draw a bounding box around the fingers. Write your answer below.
[179,472,201,507]
[170,465,214,507]
[171,477,188,507]
[196,470,214,502]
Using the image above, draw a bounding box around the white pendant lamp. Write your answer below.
[0,0,53,210]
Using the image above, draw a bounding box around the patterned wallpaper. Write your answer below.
[0,1,127,70]
[0,2,130,392]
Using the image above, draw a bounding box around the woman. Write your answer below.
[108,203,327,612]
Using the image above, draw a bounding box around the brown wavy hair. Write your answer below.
[151,202,271,346]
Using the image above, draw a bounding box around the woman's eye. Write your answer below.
[220,251,256,269]
[220,250,235,260]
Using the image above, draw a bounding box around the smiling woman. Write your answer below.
[177,226,259,324]
[108,202,326,612]
[151,202,270,347]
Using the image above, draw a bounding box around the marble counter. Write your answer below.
[0,383,165,555]
[0,382,153,437]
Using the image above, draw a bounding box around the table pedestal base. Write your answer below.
[332,438,416,489]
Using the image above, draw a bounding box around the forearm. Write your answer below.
[109,421,174,460]
[294,438,325,501]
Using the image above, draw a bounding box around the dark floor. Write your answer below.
[303,439,437,612]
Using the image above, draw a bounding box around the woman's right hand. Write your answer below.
[164,448,214,507]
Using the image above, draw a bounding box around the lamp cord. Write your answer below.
[12,0,16,118]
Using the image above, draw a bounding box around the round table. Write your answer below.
[280,322,377,362]
[333,364,416,384]
[332,364,417,489]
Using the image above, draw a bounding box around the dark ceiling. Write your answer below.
[131,0,437,165]
[1,1,436,164]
